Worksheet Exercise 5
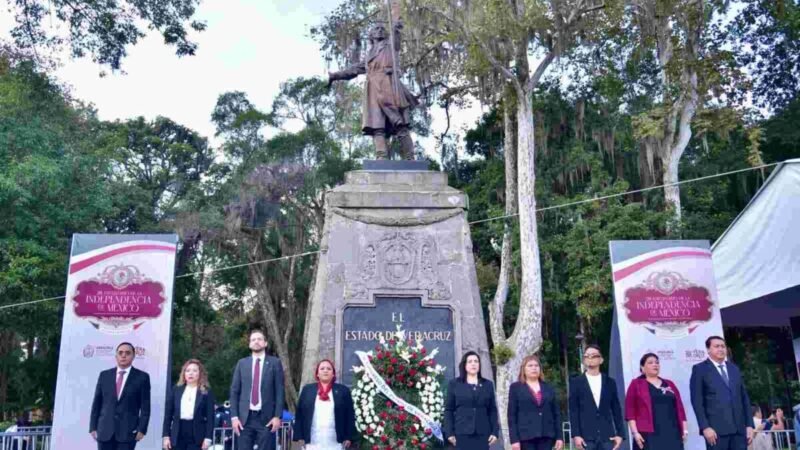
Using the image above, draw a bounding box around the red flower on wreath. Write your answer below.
[353,331,445,449]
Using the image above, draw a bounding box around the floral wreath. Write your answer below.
[351,328,446,449]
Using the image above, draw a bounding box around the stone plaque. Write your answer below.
[341,297,455,386]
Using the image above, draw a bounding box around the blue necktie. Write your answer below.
[718,364,730,386]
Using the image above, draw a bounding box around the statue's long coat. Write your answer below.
[330,22,418,136]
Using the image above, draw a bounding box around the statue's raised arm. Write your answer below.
[327,0,418,160]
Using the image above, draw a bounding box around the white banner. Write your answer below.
[52,234,177,450]
[610,241,724,450]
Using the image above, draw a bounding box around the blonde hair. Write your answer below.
[177,359,210,393]
[518,354,545,382]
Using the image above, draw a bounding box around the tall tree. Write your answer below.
[98,116,215,232]
[411,0,614,445]
[0,57,116,410]
[628,0,736,228]
[208,80,359,409]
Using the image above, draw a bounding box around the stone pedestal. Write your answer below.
[300,168,492,385]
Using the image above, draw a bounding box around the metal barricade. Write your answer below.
[210,422,293,450]
[0,423,293,450]
[762,429,796,450]
[558,426,796,450]
[562,421,573,448]
[0,428,52,450]
[1,422,793,450]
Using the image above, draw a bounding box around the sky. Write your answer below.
[0,0,483,155]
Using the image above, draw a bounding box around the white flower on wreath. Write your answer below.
[423,348,439,361]
[351,341,445,443]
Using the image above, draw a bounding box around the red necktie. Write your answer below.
[116,370,126,398]
[251,359,261,405]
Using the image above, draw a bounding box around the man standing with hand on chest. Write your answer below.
[229,329,285,450]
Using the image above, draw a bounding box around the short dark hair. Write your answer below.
[705,336,725,348]
[116,342,135,353]
[249,329,266,340]
[752,404,762,416]
[584,344,602,356]
[457,351,485,382]
[639,352,659,372]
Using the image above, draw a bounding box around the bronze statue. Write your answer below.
[328,2,418,160]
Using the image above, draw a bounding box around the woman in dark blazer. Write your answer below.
[293,359,356,449]
[162,359,215,450]
[444,351,499,450]
[625,353,688,450]
[508,354,564,450]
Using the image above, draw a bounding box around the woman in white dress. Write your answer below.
[750,405,774,450]
[293,360,356,449]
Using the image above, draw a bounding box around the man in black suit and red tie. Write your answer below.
[89,342,151,450]
[229,329,285,450]
[690,336,754,450]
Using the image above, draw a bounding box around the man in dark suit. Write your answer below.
[89,342,151,450]
[568,344,624,450]
[229,329,285,450]
[690,336,754,450]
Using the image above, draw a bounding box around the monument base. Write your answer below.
[362,159,430,171]
[301,169,492,385]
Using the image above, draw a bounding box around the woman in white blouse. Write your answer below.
[162,359,215,450]
[293,360,357,449]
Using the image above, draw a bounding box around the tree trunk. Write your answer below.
[662,154,682,226]
[511,94,544,363]
[663,64,698,230]
[494,92,545,450]
[614,145,625,181]
[0,331,15,405]
[248,264,300,411]
[488,96,518,345]
[489,94,519,449]
[643,0,702,231]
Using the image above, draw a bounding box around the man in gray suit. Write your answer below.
[230,329,285,450]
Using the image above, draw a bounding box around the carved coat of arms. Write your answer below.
[346,232,451,301]
[381,234,416,285]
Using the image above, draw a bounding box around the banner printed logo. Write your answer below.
[623,271,713,338]
[73,264,166,334]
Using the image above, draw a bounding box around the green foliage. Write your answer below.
[761,97,800,162]
[4,0,800,415]
[456,73,798,402]
[5,0,206,69]
[730,0,800,110]
[726,327,798,410]
[0,58,116,412]
[632,108,667,140]
[492,344,514,366]
[98,116,214,231]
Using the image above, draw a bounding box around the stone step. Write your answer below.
[344,169,447,187]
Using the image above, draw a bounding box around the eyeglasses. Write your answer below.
[583,354,602,359]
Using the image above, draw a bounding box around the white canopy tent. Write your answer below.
[712,158,800,327]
